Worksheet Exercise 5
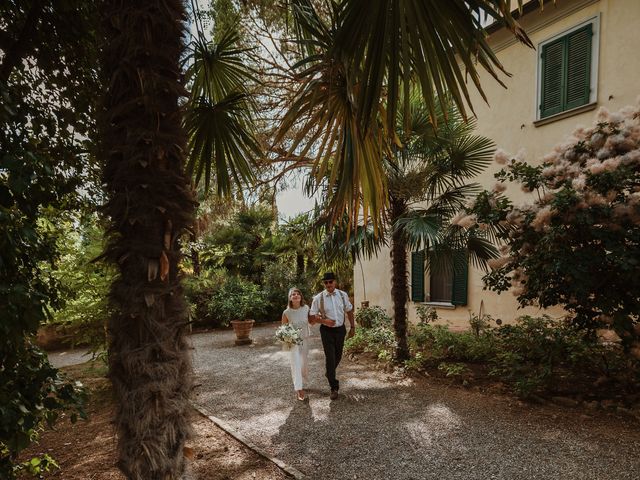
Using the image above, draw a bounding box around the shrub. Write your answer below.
[489,315,638,397]
[345,324,396,358]
[0,341,87,478]
[409,323,497,364]
[207,276,269,325]
[438,362,469,377]
[415,304,438,324]
[355,305,392,328]
[183,269,228,328]
[260,262,314,322]
[471,104,640,349]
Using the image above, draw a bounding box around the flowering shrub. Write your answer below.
[275,324,304,346]
[469,103,640,351]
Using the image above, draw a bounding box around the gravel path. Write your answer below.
[191,324,640,480]
[48,348,92,368]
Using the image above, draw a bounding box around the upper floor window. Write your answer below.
[537,17,599,120]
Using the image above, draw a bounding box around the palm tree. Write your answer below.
[387,97,498,360]
[95,1,537,476]
[99,1,195,478]
[314,95,498,361]
[277,0,535,231]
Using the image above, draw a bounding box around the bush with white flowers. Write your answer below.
[469,103,640,355]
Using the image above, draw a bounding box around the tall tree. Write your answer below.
[387,98,497,360]
[278,0,535,231]
[0,1,97,476]
[98,1,195,478]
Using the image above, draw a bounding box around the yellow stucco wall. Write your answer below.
[354,0,640,327]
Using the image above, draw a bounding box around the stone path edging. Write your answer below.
[192,402,306,480]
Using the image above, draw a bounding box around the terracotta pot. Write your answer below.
[230,319,255,345]
[360,300,370,309]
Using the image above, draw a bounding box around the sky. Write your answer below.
[275,178,319,222]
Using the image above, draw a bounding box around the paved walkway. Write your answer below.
[191,324,640,480]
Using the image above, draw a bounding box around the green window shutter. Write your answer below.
[411,250,425,302]
[540,38,565,118]
[565,24,592,110]
[540,23,593,118]
[451,251,468,306]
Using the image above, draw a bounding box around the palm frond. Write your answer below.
[333,0,535,130]
[186,29,257,103]
[185,93,260,196]
[184,26,262,195]
[394,210,442,251]
[275,52,390,230]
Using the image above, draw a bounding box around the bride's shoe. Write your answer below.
[296,390,306,401]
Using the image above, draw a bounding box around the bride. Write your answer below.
[281,287,313,401]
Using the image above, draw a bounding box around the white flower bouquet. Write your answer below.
[275,324,303,346]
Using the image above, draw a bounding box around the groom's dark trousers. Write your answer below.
[319,324,346,391]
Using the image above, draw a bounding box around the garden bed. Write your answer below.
[18,361,289,480]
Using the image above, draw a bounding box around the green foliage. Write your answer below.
[473,105,640,347]
[345,324,396,358]
[0,340,87,478]
[45,214,113,351]
[260,262,314,322]
[183,269,229,328]
[0,2,99,476]
[199,205,277,282]
[207,276,269,325]
[487,315,636,398]
[437,362,469,378]
[415,305,439,324]
[403,314,639,398]
[468,310,495,337]
[355,306,392,328]
[409,323,497,365]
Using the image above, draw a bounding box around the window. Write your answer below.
[538,18,598,120]
[411,250,468,306]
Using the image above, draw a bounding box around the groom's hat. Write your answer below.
[321,271,337,281]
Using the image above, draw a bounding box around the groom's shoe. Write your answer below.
[330,389,339,400]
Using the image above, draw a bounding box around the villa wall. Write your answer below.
[354,0,640,327]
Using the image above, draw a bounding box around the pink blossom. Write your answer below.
[588,161,606,174]
[456,214,477,229]
[450,211,466,226]
[493,148,511,165]
[492,182,506,193]
[571,176,587,191]
[530,205,553,231]
[487,256,510,270]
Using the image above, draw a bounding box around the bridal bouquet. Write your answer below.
[275,324,303,346]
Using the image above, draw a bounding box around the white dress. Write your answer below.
[283,305,311,391]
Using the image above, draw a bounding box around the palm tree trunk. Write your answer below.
[99,1,195,478]
[389,195,410,361]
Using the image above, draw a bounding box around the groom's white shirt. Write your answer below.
[310,289,353,327]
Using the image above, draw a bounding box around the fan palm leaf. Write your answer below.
[184,27,262,196]
[282,0,539,230]
[185,93,261,195]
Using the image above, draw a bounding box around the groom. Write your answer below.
[310,272,355,400]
